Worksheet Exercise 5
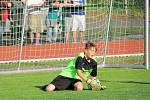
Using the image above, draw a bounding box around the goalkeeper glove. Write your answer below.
[86,78,92,84]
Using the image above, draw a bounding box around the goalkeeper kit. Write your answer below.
[86,78,106,91]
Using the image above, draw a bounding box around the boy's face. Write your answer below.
[85,47,96,59]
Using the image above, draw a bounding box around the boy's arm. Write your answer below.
[90,60,97,77]
[77,69,96,84]
[75,57,89,81]
[75,56,97,83]
[77,69,88,81]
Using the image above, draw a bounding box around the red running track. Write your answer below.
[0,39,149,61]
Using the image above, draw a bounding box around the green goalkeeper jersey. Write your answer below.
[59,52,97,80]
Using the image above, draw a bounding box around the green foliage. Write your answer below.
[88,0,144,6]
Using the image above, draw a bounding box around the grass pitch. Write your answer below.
[0,68,150,100]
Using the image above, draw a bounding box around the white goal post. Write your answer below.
[0,0,149,71]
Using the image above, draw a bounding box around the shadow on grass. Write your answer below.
[34,85,91,91]
[34,85,47,91]
[101,80,150,84]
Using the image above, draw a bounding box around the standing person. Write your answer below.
[45,41,98,91]
[46,0,60,43]
[64,0,72,43]
[0,0,11,40]
[41,0,49,32]
[26,0,44,45]
[10,0,25,44]
[71,0,86,43]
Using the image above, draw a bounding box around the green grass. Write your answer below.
[103,56,144,64]
[0,68,150,100]
[0,56,145,70]
[85,27,146,42]
[0,60,70,70]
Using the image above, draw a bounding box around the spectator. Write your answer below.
[0,22,3,40]
[26,0,44,45]
[41,0,48,32]
[10,0,25,44]
[64,0,72,43]
[0,0,11,40]
[71,0,86,43]
[45,0,60,43]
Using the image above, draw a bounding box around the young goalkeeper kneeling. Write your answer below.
[45,41,98,91]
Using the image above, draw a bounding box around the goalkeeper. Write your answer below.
[45,41,106,92]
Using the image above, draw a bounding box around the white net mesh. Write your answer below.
[0,0,148,71]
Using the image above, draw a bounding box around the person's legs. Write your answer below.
[65,32,70,43]
[72,15,78,43]
[80,31,84,43]
[65,17,72,43]
[50,20,57,42]
[0,21,4,40]
[53,25,58,42]
[72,31,77,43]
[5,19,10,32]
[45,84,56,92]
[74,81,83,91]
[35,14,43,44]
[29,32,34,44]
[28,15,35,44]
[45,75,73,92]
[35,32,40,44]
[79,15,85,43]
[47,27,52,42]
[52,19,58,42]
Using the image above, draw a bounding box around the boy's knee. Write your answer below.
[74,82,83,91]
[45,84,55,92]
[76,85,83,91]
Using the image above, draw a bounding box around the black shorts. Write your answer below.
[50,75,81,90]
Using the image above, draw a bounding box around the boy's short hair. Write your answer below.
[85,41,97,51]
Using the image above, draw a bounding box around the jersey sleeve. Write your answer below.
[75,56,83,70]
[90,60,97,77]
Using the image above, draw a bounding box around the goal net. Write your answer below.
[0,0,148,71]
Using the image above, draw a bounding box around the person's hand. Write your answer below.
[86,78,107,91]
[86,78,92,84]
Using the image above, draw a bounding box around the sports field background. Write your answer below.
[0,68,150,100]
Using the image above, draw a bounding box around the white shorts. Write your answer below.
[65,17,72,33]
[72,15,85,32]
